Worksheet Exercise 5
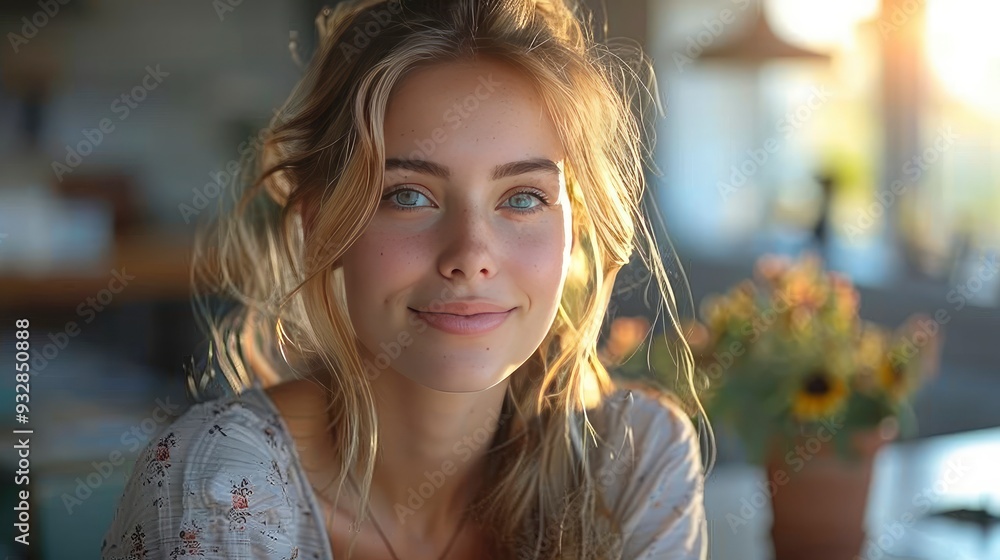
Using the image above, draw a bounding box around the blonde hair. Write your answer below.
[189,0,711,557]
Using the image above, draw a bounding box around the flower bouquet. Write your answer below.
[690,253,940,462]
[602,253,940,461]
[599,253,943,559]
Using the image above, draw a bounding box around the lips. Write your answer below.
[409,308,514,335]
[414,301,513,315]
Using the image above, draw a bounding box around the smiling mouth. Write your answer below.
[408,308,514,335]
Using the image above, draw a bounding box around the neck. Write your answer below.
[358,370,508,540]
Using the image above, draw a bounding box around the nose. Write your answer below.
[436,206,499,282]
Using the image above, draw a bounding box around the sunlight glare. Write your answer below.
[926,0,1000,115]
[767,0,881,50]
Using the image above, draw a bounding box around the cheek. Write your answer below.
[509,225,571,295]
[351,232,420,269]
[342,230,426,299]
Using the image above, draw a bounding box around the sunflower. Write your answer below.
[791,368,849,421]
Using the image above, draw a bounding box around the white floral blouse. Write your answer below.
[101,384,707,559]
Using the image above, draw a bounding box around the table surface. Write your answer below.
[704,427,1000,560]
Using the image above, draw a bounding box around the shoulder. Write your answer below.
[589,383,701,466]
[588,383,707,559]
[101,388,310,559]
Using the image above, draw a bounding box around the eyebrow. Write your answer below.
[384,157,561,181]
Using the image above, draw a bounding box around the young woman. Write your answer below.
[102,0,711,558]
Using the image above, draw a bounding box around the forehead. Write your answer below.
[382,58,565,167]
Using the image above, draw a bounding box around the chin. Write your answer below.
[403,365,510,394]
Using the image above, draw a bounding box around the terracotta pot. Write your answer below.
[766,419,898,560]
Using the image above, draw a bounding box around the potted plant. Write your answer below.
[600,253,942,560]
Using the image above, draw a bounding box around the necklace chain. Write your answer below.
[346,474,469,560]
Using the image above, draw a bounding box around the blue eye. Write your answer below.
[505,191,547,212]
[380,186,551,214]
[382,188,432,210]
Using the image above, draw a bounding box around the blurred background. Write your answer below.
[0,0,997,558]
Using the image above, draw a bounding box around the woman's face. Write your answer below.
[340,58,573,393]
